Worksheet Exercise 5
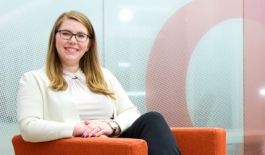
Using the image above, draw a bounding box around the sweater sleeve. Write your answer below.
[103,69,141,133]
[17,72,76,142]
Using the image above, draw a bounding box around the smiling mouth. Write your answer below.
[65,47,78,53]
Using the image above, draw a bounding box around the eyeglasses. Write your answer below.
[56,30,92,42]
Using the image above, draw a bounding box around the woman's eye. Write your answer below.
[62,32,71,36]
[77,34,85,38]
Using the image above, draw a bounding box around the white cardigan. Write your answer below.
[17,67,140,142]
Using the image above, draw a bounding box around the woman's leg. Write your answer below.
[119,111,182,155]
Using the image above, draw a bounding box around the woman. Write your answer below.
[17,10,181,155]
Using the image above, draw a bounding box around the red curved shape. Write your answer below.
[146,0,242,127]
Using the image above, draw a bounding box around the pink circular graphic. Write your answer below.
[146,0,243,127]
[243,0,265,135]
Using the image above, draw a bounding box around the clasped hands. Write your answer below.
[73,120,115,138]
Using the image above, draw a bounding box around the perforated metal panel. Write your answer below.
[2,1,265,155]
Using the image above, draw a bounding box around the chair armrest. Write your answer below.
[171,127,226,155]
[12,135,148,155]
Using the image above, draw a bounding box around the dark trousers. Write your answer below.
[119,112,182,155]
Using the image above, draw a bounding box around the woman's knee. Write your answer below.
[141,111,165,122]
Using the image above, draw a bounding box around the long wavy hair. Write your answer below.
[46,10,115,100]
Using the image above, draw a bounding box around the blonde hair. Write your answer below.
[46,10,115,100]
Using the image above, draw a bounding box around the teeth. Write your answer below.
[66,48,77,52]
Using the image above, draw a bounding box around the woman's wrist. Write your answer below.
[107,121,121,136]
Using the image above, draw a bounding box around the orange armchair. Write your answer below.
[12,127,226,155]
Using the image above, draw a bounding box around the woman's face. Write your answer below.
[55,18,90,71]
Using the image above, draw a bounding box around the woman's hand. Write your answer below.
[72,121,121,138]
[72,121,109,138]
[72,122,88,137]
[82,120,112,138]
